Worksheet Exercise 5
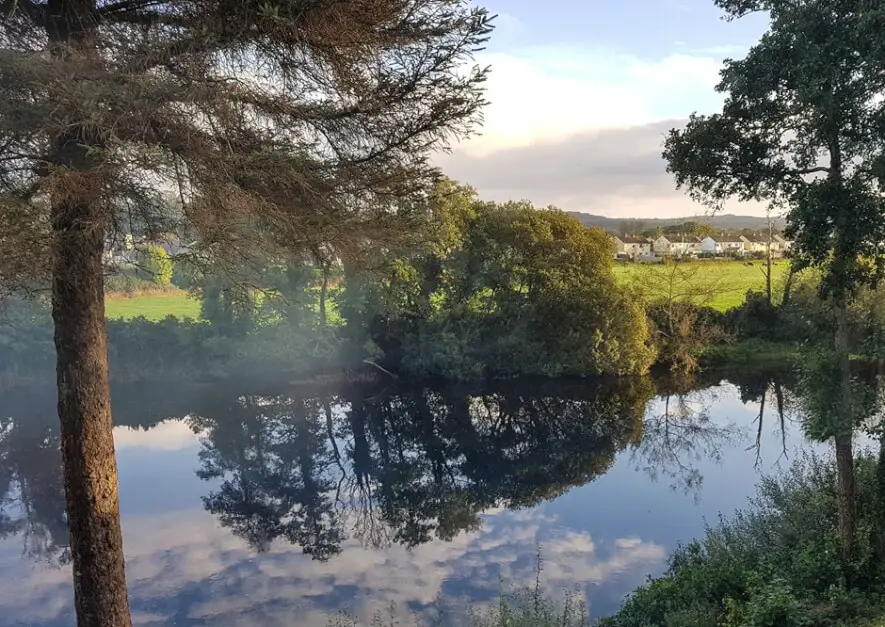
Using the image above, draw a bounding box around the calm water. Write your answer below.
[0,370,847,625]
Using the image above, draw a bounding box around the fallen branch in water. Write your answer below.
[362,359,399,379]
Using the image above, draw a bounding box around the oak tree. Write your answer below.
[0,1,492,625]
[662,0,885,570]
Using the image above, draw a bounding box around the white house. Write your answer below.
[652,235,672,255]
[701,236,719,253]
[773,234,793,254]
[655,235,702,257]
[717,237,746,255]
[613,236,652,258]
[683,236,703,255]
[740,235,770,255]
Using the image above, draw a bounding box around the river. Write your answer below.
[0,367,855,625]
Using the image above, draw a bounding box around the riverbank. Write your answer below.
[699,338,803,368]
[598,452,885,627]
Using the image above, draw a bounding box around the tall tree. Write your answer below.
[0,2,492,625]
[662,0,885,570]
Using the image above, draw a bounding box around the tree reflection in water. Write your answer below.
[188,378,653,556]
[631,375,736,497]
[0,411,69,565]
[0,369,819,564]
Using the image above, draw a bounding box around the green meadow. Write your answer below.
[105,292,201,321]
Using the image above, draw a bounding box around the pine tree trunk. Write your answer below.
[834,304,856,573]
[52,195,132,627]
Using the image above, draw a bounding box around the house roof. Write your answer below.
[741,234,770,243]
[619,236,649,244]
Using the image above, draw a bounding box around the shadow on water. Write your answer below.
[1,363,871,624]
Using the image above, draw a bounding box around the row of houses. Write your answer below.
[614,234,793,259]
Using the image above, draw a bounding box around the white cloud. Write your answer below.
[0,507,666,626]
[435,44,746,216]
[436,120,769,218]
[113,419,198,452]
[456,46,725,157]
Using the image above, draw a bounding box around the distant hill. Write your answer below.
[567,212,786,233]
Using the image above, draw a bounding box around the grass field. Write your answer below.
[614,259,792,311]
[105,292,201,321]
[103,261,789,320]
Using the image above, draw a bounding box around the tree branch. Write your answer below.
[0,0,45,24]
[792,166,830,176]
[97,0,162,15]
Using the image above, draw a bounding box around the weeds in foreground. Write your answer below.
[327,589,588,627]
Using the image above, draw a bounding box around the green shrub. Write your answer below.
[599,453,885,627]
[136,244,174,287]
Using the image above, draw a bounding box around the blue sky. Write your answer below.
[436,0,771,217]
[487,0,767,58]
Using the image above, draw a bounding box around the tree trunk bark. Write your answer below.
[319,263,329,330]
[766,243,773,305]
[873,427,885,569]
[781,264,795,309]
[52,196,132,627]
[44,3,132,622]
[834,304,856,573]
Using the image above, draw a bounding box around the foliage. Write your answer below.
[794,354,883,442]
[197,274,259,338]
[599,453,885,627]
[135,245,173,287]
[663,0,885,306]
[725,290,785,342]
[728,269,885,355]
[344,181,656,379]
[628,261,728,372]
[0,0,495,291]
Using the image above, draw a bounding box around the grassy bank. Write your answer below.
[699,339,803,368]
[599,453,885,627]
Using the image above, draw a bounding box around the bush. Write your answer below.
[646,302,725,373]
[171,256,202,290]
[599,453,885,627]
[725,290,785,342]
[136,244,174,287]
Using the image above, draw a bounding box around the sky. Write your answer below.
[434,0,771,218]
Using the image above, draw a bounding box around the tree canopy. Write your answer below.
[0,0,494,288]
[663,0,885,304]
[341,179,656,378]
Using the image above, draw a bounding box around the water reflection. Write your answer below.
[0,368,840,625]
[0,412,68,566]
[188,379,652,558]
[632,376,738,497]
